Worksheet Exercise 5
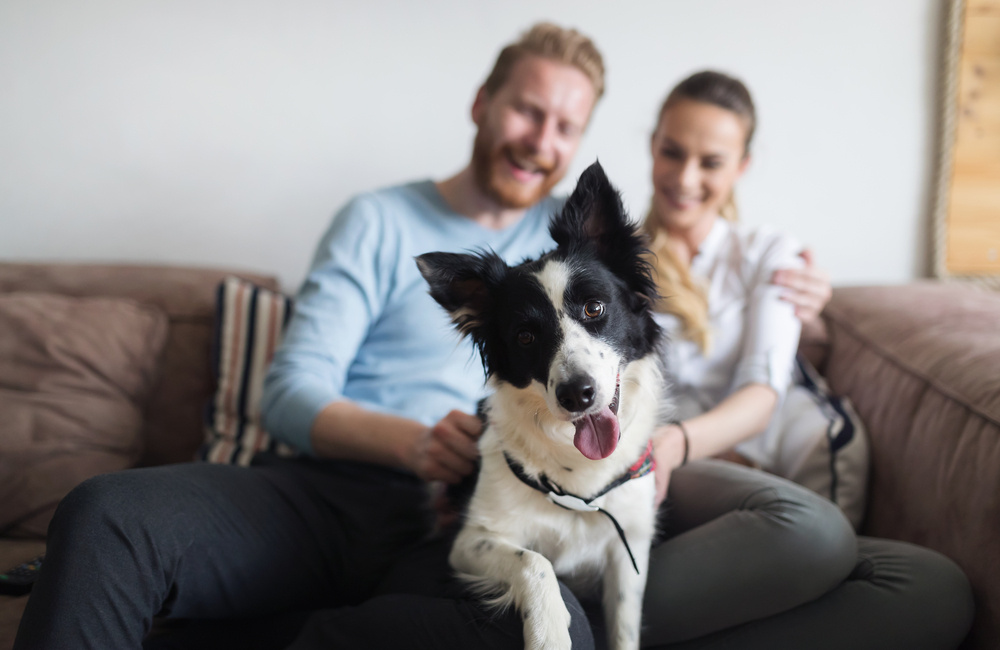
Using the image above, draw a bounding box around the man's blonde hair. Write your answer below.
[482,22,605,99]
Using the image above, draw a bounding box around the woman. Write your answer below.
[637,71,973,649]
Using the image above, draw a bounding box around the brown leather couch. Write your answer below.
[0,264,996,649]
[0,263,279,648]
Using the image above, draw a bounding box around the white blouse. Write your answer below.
[654,218,804,423]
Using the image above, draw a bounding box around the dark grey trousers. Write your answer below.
[13,453,591,650]
[639,460,974,649]
[13,456,973,649]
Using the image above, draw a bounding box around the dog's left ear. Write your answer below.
[551,161,658,305]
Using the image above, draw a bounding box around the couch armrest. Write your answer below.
[821,282,1000,649]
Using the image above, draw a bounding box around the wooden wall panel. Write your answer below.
[946,0,1000,274]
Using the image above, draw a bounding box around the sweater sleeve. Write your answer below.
[729,231,804,400]
[260,195,392,454]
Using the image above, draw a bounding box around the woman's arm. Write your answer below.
[651,383,776,505]
[673,383,777,459]
[651,231,802,504]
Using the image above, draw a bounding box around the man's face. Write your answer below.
[471,55,597,210]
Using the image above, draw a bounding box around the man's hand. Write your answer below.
[771,248,832,336]
[408,410,482,484]
[651,424,688,508]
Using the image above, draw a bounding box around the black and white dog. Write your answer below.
[417,162,664,650]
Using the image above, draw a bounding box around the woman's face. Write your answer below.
[650,99,750,238]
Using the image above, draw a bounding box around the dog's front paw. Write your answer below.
[522,592,573,650]
[523,607,572,650]
[610,626,641,650]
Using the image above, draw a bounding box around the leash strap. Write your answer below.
[502,443,656,575]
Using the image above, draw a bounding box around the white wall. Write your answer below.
[0,0,943,290]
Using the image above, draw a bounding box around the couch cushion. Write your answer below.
[0,263,281,467]
[200,277,299,466]
[825,283,1000,423]
[0,293,168,538]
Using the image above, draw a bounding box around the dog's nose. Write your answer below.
[556,377,596,413]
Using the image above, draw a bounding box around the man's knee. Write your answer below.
[50,470,163,542]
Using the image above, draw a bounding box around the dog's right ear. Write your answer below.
[552,161,659,308]
[415,251,507,338]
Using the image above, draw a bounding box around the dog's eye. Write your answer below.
[583,301,605,319]
[517,330,535,346]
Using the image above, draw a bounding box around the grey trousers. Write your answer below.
[638,460,974,649]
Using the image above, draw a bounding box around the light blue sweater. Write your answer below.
[260,180,562,454]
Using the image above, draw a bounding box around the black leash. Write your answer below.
[502,444,655,575]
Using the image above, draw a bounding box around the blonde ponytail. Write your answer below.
[643,212,712,351]
[643,194,739,352]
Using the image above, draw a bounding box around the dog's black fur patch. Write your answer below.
[417,161,660,392]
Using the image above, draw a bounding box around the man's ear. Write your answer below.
[415,251,506,338]
[471,86,490,126]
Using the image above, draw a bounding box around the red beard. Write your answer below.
[471,131,563,210]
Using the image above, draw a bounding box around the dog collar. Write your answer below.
[502,442,656,574]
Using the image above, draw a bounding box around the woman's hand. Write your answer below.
[651,424,688,507]
[771,248,832,335]
[408,410,482,484]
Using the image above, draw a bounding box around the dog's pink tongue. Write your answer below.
[573,406,620,460]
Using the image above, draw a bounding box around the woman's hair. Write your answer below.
[643,70,756,350]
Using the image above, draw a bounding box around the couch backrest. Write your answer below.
[0,263,280,466]
[823,281,1000,649]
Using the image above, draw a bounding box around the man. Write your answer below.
[15,22,832,650]
[259,23,604,489]
[14,23,605,650]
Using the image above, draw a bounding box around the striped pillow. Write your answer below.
[199,277,299,465]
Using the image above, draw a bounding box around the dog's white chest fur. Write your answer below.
[473,451,655,585]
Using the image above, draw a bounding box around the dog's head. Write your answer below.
[417,161,660,460]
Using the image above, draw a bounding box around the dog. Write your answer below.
[416,161,665,650]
